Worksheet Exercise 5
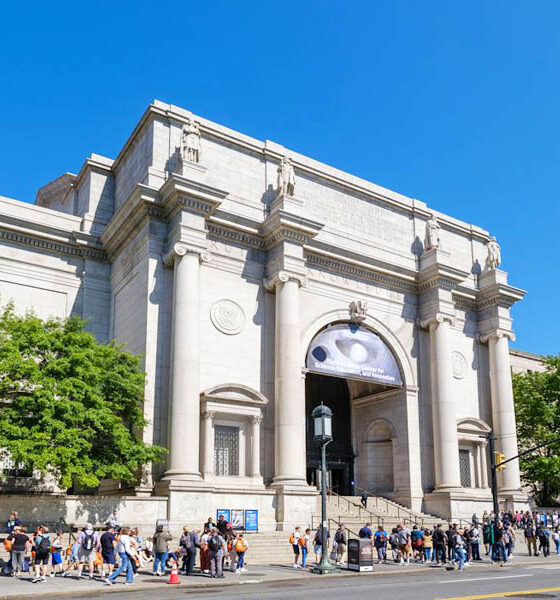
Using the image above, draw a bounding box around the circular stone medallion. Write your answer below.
[210,299,245,335]
[452,351,468,379]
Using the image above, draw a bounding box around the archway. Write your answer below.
[304,321,404,497]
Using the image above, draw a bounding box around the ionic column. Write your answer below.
[201,411,215,479]
[251,416,262,478]
[272,272,307,486]
[487,331,521,493]
[425,315,461,490]
[164,243,208,480]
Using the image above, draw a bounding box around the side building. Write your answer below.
[0,101,533,528]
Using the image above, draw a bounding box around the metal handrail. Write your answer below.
[355,486,426,528]
[326,488,385,528]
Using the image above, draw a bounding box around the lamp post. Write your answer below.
[311,403,338,574]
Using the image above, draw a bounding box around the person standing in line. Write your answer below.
[396,523,411,566]
[374,525,388,564]
[32,525,52,583]
[185,527,201,576]
[100,525,116,579]
[432,524,447,565]
[208,527,226,578]
[200,527,211,574]
[107,510,120,530]
[77,523,100,579]
[152,524,172,576]
[446,523,457,561]
[290,526,302,568]
[225,523,237,572]
[504,523,516,560]
[6,511,21,534]
[410,525,424,562]
[470,523,481,561]
[389,528,400,562]
[301,529,311,568]
[422,529,433,564]
[105,527,134,586]
[552,526,560,556]
[6,526,29,577]
[234,533,248,573]
[313,525,329,565]
[204,516,216,531]
[51,531,64,576]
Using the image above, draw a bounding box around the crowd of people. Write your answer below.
[2,510,250,586]
[290,510,560,573]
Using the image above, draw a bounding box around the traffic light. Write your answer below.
[494,451,506,471]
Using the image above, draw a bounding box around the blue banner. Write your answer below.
[217,509,230,523]
[306,323,403,386]
[244,510,258,531]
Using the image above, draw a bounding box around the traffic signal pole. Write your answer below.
[488,433,500,526]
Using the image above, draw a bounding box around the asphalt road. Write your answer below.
[58,563,560,600]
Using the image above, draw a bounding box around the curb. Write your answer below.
[0,559,555,600]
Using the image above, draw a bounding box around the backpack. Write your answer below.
[82,532,95,552]
[378,532,387,543]
[235,538,247,553]
[209,534,222,553]
[37,535,51,553]
[289,533,295,545]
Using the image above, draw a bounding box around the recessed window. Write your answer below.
[214,425,239,476]
[459,448,471,488]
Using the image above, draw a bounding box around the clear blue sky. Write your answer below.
[0,1,558,355]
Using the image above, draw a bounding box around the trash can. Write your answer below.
[347,538,373,572]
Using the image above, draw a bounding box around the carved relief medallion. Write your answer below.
[452,351,468,379]
[210,299,245,335]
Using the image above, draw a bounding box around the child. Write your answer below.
[301,529,311,568]
[62,539,81,577]
[51,531,64,577]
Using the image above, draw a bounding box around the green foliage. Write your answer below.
[513,355,560,506]
[0,303,166,489]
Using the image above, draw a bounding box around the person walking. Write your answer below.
[100,526,116,579]
[334,524,347,566]
[491,522,507,565]
[234,533,248,573]
[105,527,134,586]
[452,528,467,572]
[374,525,389,563]
[32,525,52,583]
[360,489,368,509]
[152,524,172,576]
[504,523,516,560]
[62,538,81,577]
[537,522,550,557]
[6,526,29,577]
[208,527,226,578]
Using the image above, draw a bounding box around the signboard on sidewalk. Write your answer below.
[244,510,258,532]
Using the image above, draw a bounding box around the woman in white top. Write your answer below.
[106,527,134,586]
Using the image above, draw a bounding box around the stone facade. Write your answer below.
[0,101,531,527]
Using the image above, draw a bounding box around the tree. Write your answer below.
[513,356,560,506]
[0,303,166,489]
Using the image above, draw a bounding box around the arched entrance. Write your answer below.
[304,321,404,497]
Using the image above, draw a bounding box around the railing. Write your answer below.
[355,486,426,528]
[325,488,385,528]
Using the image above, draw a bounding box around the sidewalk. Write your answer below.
[1,554,558,600]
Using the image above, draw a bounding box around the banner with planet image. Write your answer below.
[306,323,403,386]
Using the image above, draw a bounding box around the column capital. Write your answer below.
[163,242,212,266]
[251,415,263,425]
[263,269,308,292]
[478,329,516,344]
[201,410,215,421]
[418,313,454,330]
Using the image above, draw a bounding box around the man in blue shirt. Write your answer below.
[359,523,373,539]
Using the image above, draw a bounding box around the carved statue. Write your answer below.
[181,116,201,164]
[486,236,501,269]
[277,157,296,197]
[349,299,368,322]
[425,214,441,250]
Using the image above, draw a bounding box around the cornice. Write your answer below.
[159,173,227,221]
[207,219,263,249]
[261,208,323,249]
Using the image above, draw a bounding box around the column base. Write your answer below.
[270,476,309,489]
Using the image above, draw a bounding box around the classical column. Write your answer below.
[272,272,307,487]
[201,411,215,479]
[426,315,461,490]
[164,243,207,480]
[251,416,263,478]
[487,332,521,493]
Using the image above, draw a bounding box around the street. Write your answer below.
[41,563,560,600]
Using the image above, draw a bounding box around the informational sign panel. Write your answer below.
[216,509,231,523]
[231,509,245,529]
[306,323,403,386]
[156,519,169,530]
[244,510,258,532]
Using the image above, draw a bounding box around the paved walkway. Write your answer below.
[1,554,558,600]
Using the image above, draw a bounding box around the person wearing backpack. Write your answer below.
[183,527,201,576]
[289,526,301,568]
[208,527,226,578]
[77,523,100,579]
[334,524,347,565]
[32,525,52,583]
[234,534,248,573]
[300,529,310,568]
[374,525,388,563]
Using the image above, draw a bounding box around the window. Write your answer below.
[459,448,471,488]
[214,425,239,476]
[0,450,32,478]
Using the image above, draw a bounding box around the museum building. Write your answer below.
[0,101,529,528]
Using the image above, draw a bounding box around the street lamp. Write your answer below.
[312,403,338,574]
